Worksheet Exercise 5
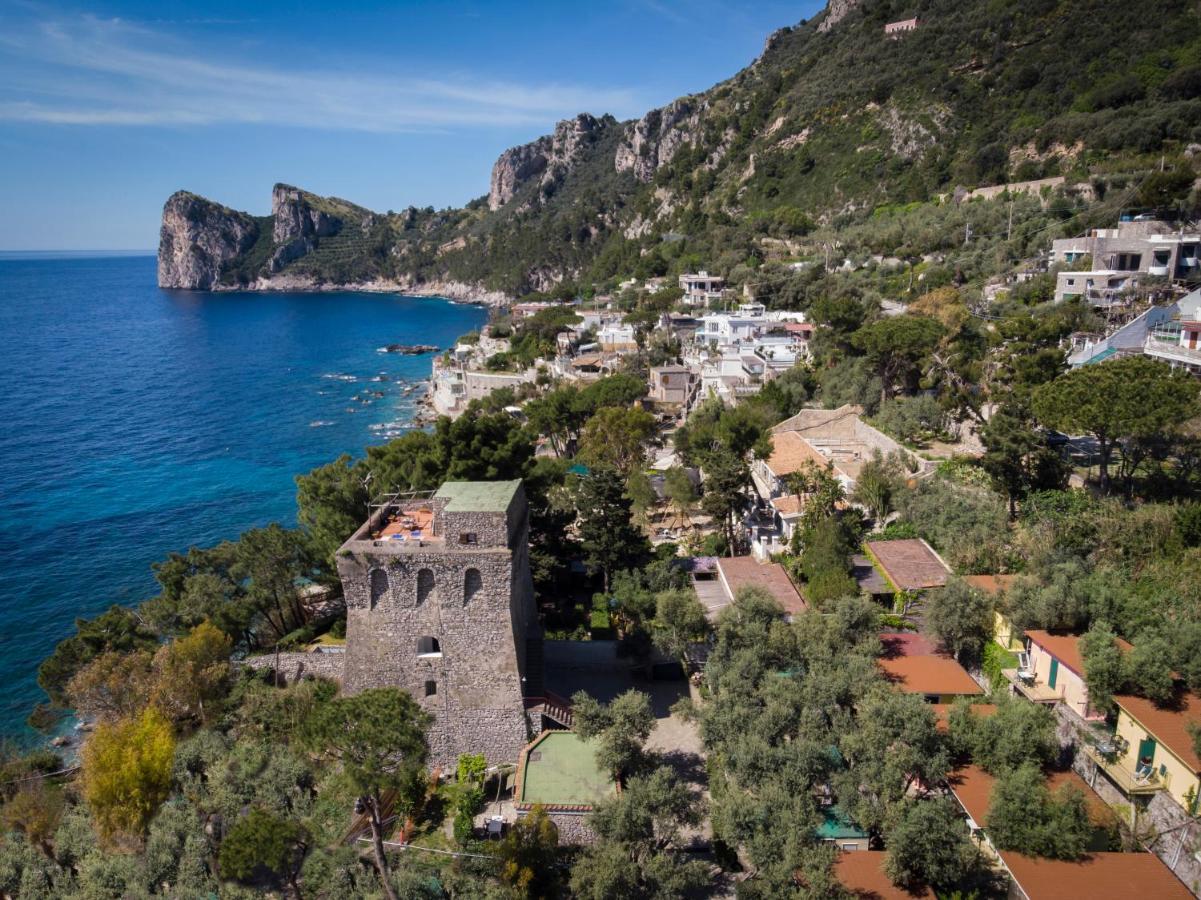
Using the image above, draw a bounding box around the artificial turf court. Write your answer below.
[518,731,614,806]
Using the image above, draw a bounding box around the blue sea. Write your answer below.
[0,254,487,741]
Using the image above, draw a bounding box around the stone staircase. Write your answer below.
[522,636,574,729]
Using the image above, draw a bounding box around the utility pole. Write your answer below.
[1007,202,1014,242]
[964,222,973,246]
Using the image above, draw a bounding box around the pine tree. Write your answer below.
[577,467,649,590]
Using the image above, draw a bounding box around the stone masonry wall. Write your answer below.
[516,809,596,846]
[241,651,344,685]
[1057,705,1201,895]
[337,490,537,771]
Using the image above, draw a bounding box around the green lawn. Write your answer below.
[519,732,614,806]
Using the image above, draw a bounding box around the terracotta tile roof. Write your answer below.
[833,851,934,899]
[1025,631,1134,680]
[878,655,982,697]
[865,539,950,591]
[880,632,939,659]
[948,765,1113,828]
[717,556,806,616]
[963,574,1018,596]
[931,703,998,732]
[999,851,1192,900]
[766,430,846,478]
[1114,690,1201,773]
[769,494,804,516]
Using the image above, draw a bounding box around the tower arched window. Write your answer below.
[369,568,389,609]
[416,568,436,605]
[464,568,483,605]
[417,636,441,656]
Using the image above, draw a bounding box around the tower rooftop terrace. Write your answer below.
[342,480,524,553]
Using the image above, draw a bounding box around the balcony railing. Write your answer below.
[1001,668,1061,703]
[1144,336,1201,366]
[1083,744,1166,796]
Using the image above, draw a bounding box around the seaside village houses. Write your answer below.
[430,290,813,419]
[252,228,1201,880]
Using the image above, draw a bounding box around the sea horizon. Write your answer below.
[0,249,157,259]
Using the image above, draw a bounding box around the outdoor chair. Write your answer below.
[1015,651,1036,684]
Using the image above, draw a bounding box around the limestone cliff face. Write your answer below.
[157,192,260,289]
[817,0,860,32]
[271,184,342,243]
[614,98,705,184]
[269,183,343,273]
[488,137,552,211]
[487,113,605,210]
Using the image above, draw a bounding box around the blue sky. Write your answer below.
[0,0,824,250]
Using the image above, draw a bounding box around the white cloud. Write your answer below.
[0,14,643,132]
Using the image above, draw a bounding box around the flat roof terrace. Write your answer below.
[372,504,438,542]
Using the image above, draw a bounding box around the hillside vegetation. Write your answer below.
[187,0,1201,295]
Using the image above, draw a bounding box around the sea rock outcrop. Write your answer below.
[487,113,605,210]
[614,99,704,184]
[157,191,260,289]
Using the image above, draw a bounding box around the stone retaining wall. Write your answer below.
[514,807,597,845]
[242,652,344,685]
[1056,705,1201,895]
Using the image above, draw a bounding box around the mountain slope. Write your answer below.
[158,0,1201,295]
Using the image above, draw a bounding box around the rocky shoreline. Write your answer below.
[207,275,512,308]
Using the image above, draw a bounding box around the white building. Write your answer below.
[430,359,540,417]
[1142,289,1201,374]
[679,271,725,307]
[1051,219,1201,303]
[695,303,769,348]
[1055,269,1141,308]
[597,321,637,352]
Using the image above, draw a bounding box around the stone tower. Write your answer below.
[336,480,538,768]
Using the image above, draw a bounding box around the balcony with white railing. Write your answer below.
[1144,336,1201,368]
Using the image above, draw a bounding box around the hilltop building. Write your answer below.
[884,17,919,36]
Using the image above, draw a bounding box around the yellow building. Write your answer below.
[1090,690,1201,813]
[963,575,1021,652]
[1005,631,1132,721]
[992,611,1024,653]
